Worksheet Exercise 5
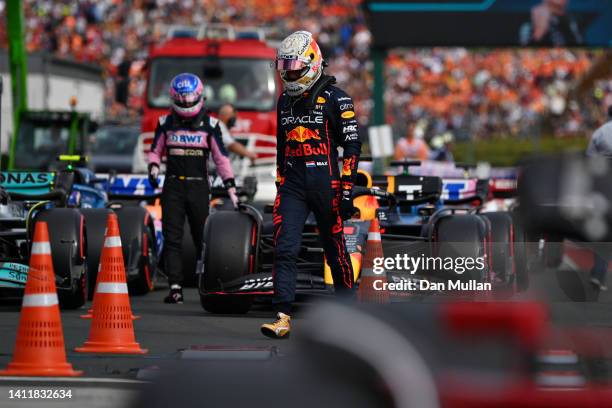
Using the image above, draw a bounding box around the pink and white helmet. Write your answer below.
[169,73,204,118]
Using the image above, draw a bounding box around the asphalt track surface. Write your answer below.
[0,286,305,408]
[0,287,303,379]
[0,254,610,407]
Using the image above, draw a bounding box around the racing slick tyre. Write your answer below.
[480,212,515,297]
[544,234,564,269]
[199,210,256,314]
[80,208,113,300]
[115,207,158,296]
[433,214,488,283]
[35,208,87,309]
[510,210,529,292]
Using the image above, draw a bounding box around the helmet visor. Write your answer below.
[275,58,308,71]
[174,98,201,108]
[282,67,310,81]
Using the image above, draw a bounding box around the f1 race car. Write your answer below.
[102,171,257,287]
[0,171,88,308]
[197,161,527,314]
[387,159,527,293]
[0,161,158,307]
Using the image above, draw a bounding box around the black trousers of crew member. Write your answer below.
[272,173,354,315]
[161,177,209,286]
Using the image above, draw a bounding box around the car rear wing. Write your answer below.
[7,189,67,207]
[95,173,162,202]
[372,174,442,206]
[0,171,68,206]
[441,178,489,206]
[98,173,254,202]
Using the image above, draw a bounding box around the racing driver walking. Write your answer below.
[261,31,362,338]
[148,73,238,304]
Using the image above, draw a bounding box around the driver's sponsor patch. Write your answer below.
[169,148,204,156]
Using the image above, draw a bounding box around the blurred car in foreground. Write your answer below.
[134,300,612,408]
[90,124,140,173]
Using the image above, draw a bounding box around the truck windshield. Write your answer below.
[91,127,139,155]
[148,57,277,111]
[14,122,71,170]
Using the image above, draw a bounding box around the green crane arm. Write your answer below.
[6,0,28,169]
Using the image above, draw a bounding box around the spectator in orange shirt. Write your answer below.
[394,123,430,161]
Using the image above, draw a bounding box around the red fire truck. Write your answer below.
[133,25,280,201]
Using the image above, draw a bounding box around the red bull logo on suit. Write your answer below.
[285,144,329,157]
[285,126,321,143]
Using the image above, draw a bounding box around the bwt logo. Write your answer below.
[169,134,203,144]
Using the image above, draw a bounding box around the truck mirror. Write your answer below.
[203,65,223,79]
[89,121,99,133]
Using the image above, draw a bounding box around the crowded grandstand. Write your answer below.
[2,0,610,151]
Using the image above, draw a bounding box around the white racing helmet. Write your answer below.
[275,31,324,97]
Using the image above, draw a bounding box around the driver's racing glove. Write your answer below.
[223,178,239,209]
[339,153,359,220]
[227,187,239,209]
[148,163,160,189]
[340,188,355,220]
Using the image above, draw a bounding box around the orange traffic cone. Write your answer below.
[80,213,140,320]
[75,214,147,354]
[357,218,390,304]
[81,260,140,321]
[0,222,82,376]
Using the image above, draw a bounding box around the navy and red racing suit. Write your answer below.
[273,75,361,314]
[149,111,235,286]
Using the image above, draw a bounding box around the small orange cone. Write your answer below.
[81,261,140,320]
[357,218,390,304]
[75,214,147,354]
[0,222,82,376]
[80,213,139,320]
